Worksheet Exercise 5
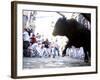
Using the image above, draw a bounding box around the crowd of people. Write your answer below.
[23,28,60,58]
[66,46,85,60]
[23,28,85,59]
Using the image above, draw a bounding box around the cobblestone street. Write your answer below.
[23,56,90,69]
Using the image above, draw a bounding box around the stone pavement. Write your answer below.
[23,56,90,69]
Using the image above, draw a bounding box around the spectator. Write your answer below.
[42,38,50,48]
[23,28,30,57]
[30,34,36,44]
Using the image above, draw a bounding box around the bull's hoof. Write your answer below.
[84,60,89,63]
[62,54,65,57]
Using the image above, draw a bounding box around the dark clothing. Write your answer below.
[23,41,30,57]
[42,41,49,48]
[23,41,30,49]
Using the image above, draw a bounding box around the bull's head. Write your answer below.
[52,16,78,38]
[53,17,68,36]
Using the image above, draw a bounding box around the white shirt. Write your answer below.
[23,31,30,41]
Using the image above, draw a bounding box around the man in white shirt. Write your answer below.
[23,28,30,42]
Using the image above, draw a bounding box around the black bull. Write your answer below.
[52,17,90,62]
